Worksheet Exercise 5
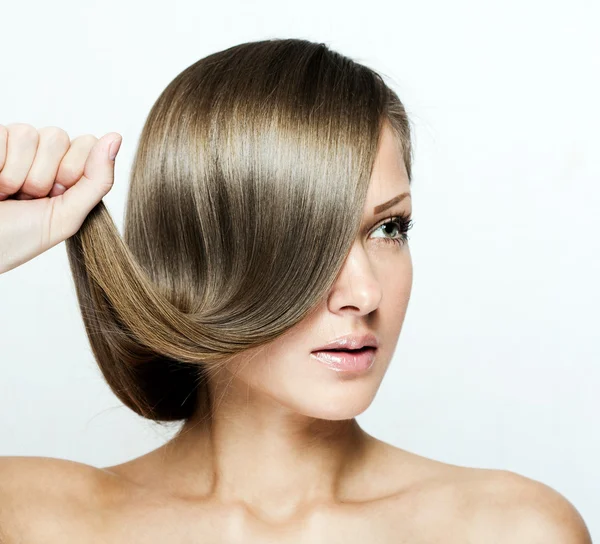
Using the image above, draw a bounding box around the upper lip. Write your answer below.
[312,332,379,351]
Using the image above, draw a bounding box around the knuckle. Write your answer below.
[6,123,39,143]
[72,133,98,146]
[38,126,70,148]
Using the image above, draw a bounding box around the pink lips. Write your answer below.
[312,332,379,352]
[310,346,376,374]
[311,332,379,374]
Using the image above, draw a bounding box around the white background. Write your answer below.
[0,0,598,537]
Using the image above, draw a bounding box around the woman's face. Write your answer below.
[209,123,413,421]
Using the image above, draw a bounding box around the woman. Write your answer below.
[0,38,591,542]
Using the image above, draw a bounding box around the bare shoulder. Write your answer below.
[464,469,593,543]
[412,463,593,543]
[0,456,114,542]
[375,443,591,543]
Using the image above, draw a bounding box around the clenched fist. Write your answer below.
[0,123,122,274]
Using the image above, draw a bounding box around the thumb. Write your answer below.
[56,132,122,231]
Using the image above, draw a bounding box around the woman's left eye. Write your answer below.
[370,213,414,247]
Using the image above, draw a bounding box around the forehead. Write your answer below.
[366,122,410,206]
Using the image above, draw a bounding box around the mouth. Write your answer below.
[310,347,377,374]
[315,347,375,354]
[311,332,379,352]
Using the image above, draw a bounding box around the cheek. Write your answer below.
[377,249,413,300]
[377,253,413,330]
[229,344,296,391]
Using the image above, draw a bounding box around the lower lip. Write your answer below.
[310,347,377,374]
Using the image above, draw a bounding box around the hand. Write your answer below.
[0,123,122,274]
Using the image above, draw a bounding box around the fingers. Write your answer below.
[0,125,6,199]
[0,124,121,210]
[0,123,39,200]
[51,134,98,196]
[0,125,6,167]
[18,126,71,199]
[53,132,121,235]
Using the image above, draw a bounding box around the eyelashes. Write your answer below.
[371,212,414,247]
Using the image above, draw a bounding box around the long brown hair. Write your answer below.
[65,38,414,425]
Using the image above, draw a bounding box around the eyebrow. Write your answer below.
[373,192,411,215]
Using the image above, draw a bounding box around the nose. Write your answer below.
[327,241,382,316]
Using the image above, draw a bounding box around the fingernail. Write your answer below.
[51,183,67,196]
[108,137,122,161]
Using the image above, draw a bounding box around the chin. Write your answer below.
[296,395,375,421]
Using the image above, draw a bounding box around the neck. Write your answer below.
[157,371,375,523]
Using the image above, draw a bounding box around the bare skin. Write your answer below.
[0,445,524,543]
[0,445,588,543]
[0,122,591,542]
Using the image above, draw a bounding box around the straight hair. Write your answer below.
[65,38,414,424]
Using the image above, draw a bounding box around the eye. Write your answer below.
[369,212,414,247]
